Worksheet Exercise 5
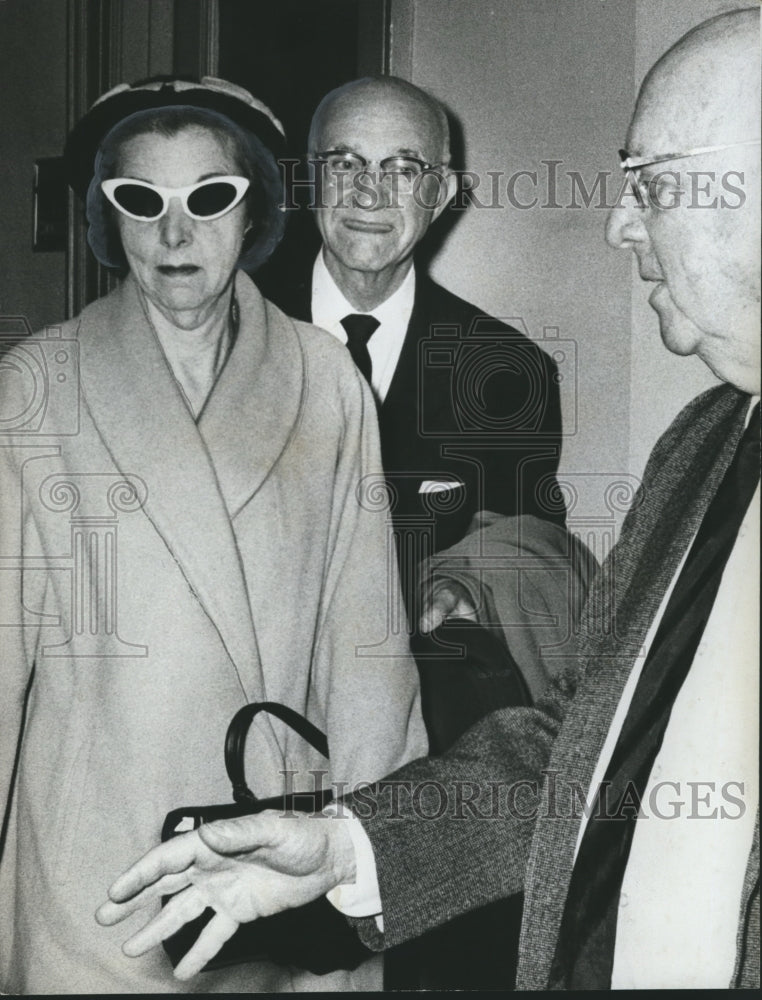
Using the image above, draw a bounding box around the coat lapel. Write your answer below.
[198,273,304,518]
[76,276,270,710]
[518,384,752,987]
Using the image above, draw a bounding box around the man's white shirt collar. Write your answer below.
[310,250,415,403]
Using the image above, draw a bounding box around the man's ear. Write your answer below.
[431,168,459,222]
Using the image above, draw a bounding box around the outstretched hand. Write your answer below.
[95,811,355,980]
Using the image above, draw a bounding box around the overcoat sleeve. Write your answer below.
[344,670,575,950]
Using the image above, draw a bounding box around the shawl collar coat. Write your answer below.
[0,272,426,993]
[350,383,758,989]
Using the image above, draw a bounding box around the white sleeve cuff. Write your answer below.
[324,805,384,929]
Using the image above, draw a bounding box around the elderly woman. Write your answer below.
[0,77,426,994]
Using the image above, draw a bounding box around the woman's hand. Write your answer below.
[96,811,355,980]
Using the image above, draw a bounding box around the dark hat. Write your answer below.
[64,75,286,198]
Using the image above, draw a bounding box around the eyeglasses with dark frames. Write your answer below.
[315,149,445,184]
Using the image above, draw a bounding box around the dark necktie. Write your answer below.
[551,401,760,989]
[340,313,379,387]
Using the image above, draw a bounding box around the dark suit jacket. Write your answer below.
[258,266,565,612]
[348,383,759,989]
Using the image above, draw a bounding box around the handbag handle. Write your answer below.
[225,702,330,805]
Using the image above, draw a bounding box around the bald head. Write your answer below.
[305,76,458,312]
[608,8,760,393]
[632,7,760,153]
[308,76,451,165]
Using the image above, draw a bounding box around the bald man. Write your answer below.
[258,77,567,752]
[98,9,760,990]
[275,71,570,992]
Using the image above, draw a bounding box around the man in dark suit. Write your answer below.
[96,7,760,990]
[259,74,567,991]
[259,76,566,756]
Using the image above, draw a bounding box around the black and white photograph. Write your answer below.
[0,0,759,993]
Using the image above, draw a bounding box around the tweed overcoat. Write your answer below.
[0,271,427,993]
[350,382,759,989]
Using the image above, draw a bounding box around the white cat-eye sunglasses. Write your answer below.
[101,176,250,221]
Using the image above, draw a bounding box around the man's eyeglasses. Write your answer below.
[315,150,444,184]
[101,176,250,221]
[618,139,761,208]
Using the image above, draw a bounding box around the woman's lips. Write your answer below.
[157,264,200,276]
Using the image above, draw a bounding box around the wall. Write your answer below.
[395,0,635,511]
[390,0,752,518]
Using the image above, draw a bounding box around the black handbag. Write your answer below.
[161,701,371,974]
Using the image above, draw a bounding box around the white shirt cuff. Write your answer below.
[324,805,384,930]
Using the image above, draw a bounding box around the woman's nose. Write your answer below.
[159,198,193,248]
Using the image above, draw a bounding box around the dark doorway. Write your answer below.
[217,0,386,289]
[218,0,385,160]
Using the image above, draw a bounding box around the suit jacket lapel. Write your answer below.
[380,289,421,421]
[76,276,268,707]
[283,259,443,440]
[519,384,752,987]
[381,276,459,448]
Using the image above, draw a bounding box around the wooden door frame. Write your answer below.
[65,0,219,318]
